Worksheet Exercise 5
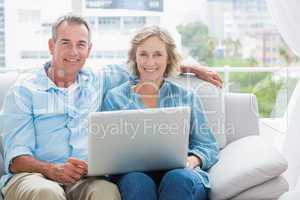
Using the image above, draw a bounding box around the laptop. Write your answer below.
[87,106,191,176]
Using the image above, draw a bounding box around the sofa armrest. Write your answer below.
[225,93,260,144]
[208,135,287,200]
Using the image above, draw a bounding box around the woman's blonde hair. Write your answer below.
[128,26,182,77]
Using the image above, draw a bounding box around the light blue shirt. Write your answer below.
[0,62,129,189]
[102,77,219,188]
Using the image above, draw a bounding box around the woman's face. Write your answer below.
[135,36,168,82]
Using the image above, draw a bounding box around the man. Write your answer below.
[0,14,222,200]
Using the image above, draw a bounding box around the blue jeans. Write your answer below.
[117,168,208,200]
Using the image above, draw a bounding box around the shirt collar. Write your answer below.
[36,61,89,91]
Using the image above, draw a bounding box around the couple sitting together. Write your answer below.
[0,13,221,200]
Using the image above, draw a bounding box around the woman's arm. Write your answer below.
[187,92,220,170]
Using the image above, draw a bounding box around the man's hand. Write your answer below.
[181,64,223,88]
[194,68,223,88]
[44,157,87,185]
[186,155,202,169]
[10,155,88,185]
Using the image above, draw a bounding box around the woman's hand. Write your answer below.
[186,155,202,169]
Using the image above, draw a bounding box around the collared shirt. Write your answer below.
[0,62,129,189]
[102,77,219,188]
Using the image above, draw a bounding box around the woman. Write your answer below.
[102,26,219,200]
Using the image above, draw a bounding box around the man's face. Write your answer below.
[48,21,92,76]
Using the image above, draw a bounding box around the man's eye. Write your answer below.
[78,43,86,48]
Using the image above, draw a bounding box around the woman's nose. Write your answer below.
[145,57,155,66]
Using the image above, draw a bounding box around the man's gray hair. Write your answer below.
[52,13,91,42]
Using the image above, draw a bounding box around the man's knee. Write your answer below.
[3,173,66,200]
[30,183,66,200]
[87,179,121,200]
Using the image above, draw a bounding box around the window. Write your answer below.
[4,0,300,121]
[123,16,146,30]
[98,17,120,31]
[17,9,40,23]
[86,0,113,8]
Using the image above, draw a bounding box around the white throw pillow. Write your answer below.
[208,136,288,200]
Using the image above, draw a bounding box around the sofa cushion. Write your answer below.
[208,135,288,200]
[232,176,288,200]
[169,75,226,149]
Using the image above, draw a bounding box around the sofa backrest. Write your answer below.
[171,74,260,147]
[0,72,19,108]
[224,93,260,144]
[0,72,19,137]
[0,72,19,175]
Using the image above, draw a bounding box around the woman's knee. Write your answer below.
[119,172,156,189]
[118,172,157,200]
[159,169,208,200]
[161,169,195,187]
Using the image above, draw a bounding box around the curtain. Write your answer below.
[267,0,300,56]
[266,0,300,189]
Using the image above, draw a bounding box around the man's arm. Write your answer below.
[1,85,86,185]
[103,65,130,90]
[10,156,87,185]
[102,64,222,93]
[180,64,223,88]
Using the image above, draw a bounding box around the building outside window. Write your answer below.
[86,0,113,8]
[3,0,300,123]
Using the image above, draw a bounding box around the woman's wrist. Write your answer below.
[187,155,202,169]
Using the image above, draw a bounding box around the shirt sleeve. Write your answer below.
[1,85,35,173]
[103,64,130,94]
[101,91,115,111]
[188,92,219,171]
[101,88,125,112]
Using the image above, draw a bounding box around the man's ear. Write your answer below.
[48,38,54,55]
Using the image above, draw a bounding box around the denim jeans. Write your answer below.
[117,168,208,200]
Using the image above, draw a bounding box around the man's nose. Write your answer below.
[70,45,79,55]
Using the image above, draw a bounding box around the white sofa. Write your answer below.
[0,69,289,200]
[171,75,288,200]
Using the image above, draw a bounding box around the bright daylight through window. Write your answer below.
[3,0,300,120]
